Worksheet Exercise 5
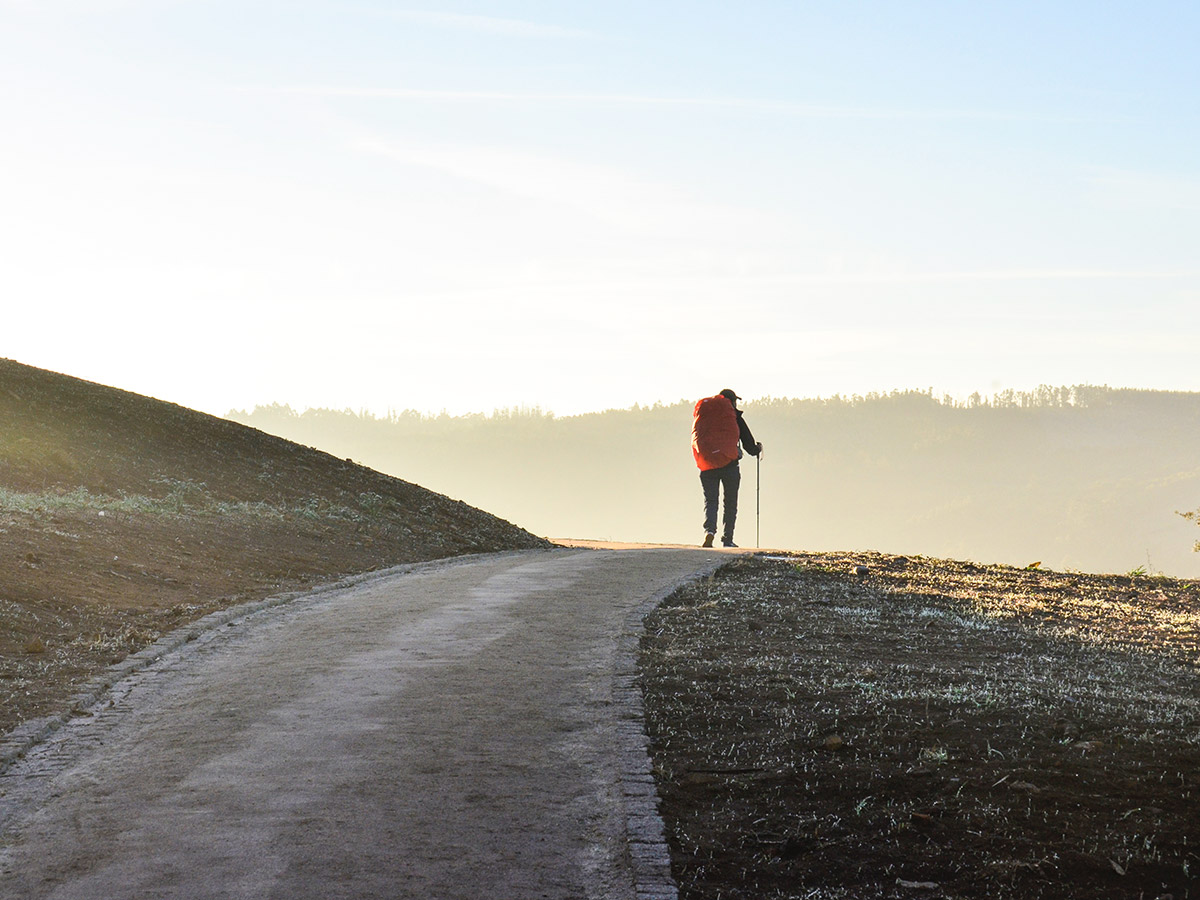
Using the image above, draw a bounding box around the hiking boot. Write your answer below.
[722,538,738,548]
[701,533,715,548]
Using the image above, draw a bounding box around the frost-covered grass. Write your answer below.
[0,484,376,523]
[641,551,1200,899]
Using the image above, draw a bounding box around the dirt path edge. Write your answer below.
[612,553,732,900]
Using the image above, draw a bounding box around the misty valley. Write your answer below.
[231,385,1200,580]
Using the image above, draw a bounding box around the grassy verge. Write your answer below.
[641,552,1200,899]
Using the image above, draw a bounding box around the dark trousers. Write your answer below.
[700,461,740,541]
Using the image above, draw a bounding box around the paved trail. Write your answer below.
[0,548,725,900]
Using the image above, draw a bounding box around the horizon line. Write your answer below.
[225,382,1200,422]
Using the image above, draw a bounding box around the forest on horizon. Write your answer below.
[229,385,1200,579]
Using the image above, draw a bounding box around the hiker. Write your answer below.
[691,389,763,548]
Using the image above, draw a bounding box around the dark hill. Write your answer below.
[0,358,549,735]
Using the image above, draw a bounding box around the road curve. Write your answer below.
[0,548,725,900]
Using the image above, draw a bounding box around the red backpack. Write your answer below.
[692,394,740,471]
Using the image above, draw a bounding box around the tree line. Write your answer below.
[229,385,1200,577]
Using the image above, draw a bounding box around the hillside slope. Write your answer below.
[0,358,549,735]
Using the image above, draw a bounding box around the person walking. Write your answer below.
[691,388,763,548]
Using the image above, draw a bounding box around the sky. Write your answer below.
[2,1,1198,417]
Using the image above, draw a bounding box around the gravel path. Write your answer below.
[0,548,725,900]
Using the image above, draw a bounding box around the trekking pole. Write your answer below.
[756,452,761,549]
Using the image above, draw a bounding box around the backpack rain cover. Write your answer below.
[692,394,740,471]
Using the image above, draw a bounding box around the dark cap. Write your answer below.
[719,388,740,403]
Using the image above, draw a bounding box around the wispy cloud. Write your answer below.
[0,0,149,11]
[353,136,752,237]
[379,9,594,39]
[760,269,1200,284]
[256,85,1116,124]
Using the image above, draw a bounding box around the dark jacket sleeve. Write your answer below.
[736,412,760,456]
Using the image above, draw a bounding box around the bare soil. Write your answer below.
[0,359,549,738]
[640,552,1200,900]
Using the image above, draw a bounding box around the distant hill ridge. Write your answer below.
[231,386,1200,578]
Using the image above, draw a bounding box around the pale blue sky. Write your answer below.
[2,1,1197,415]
